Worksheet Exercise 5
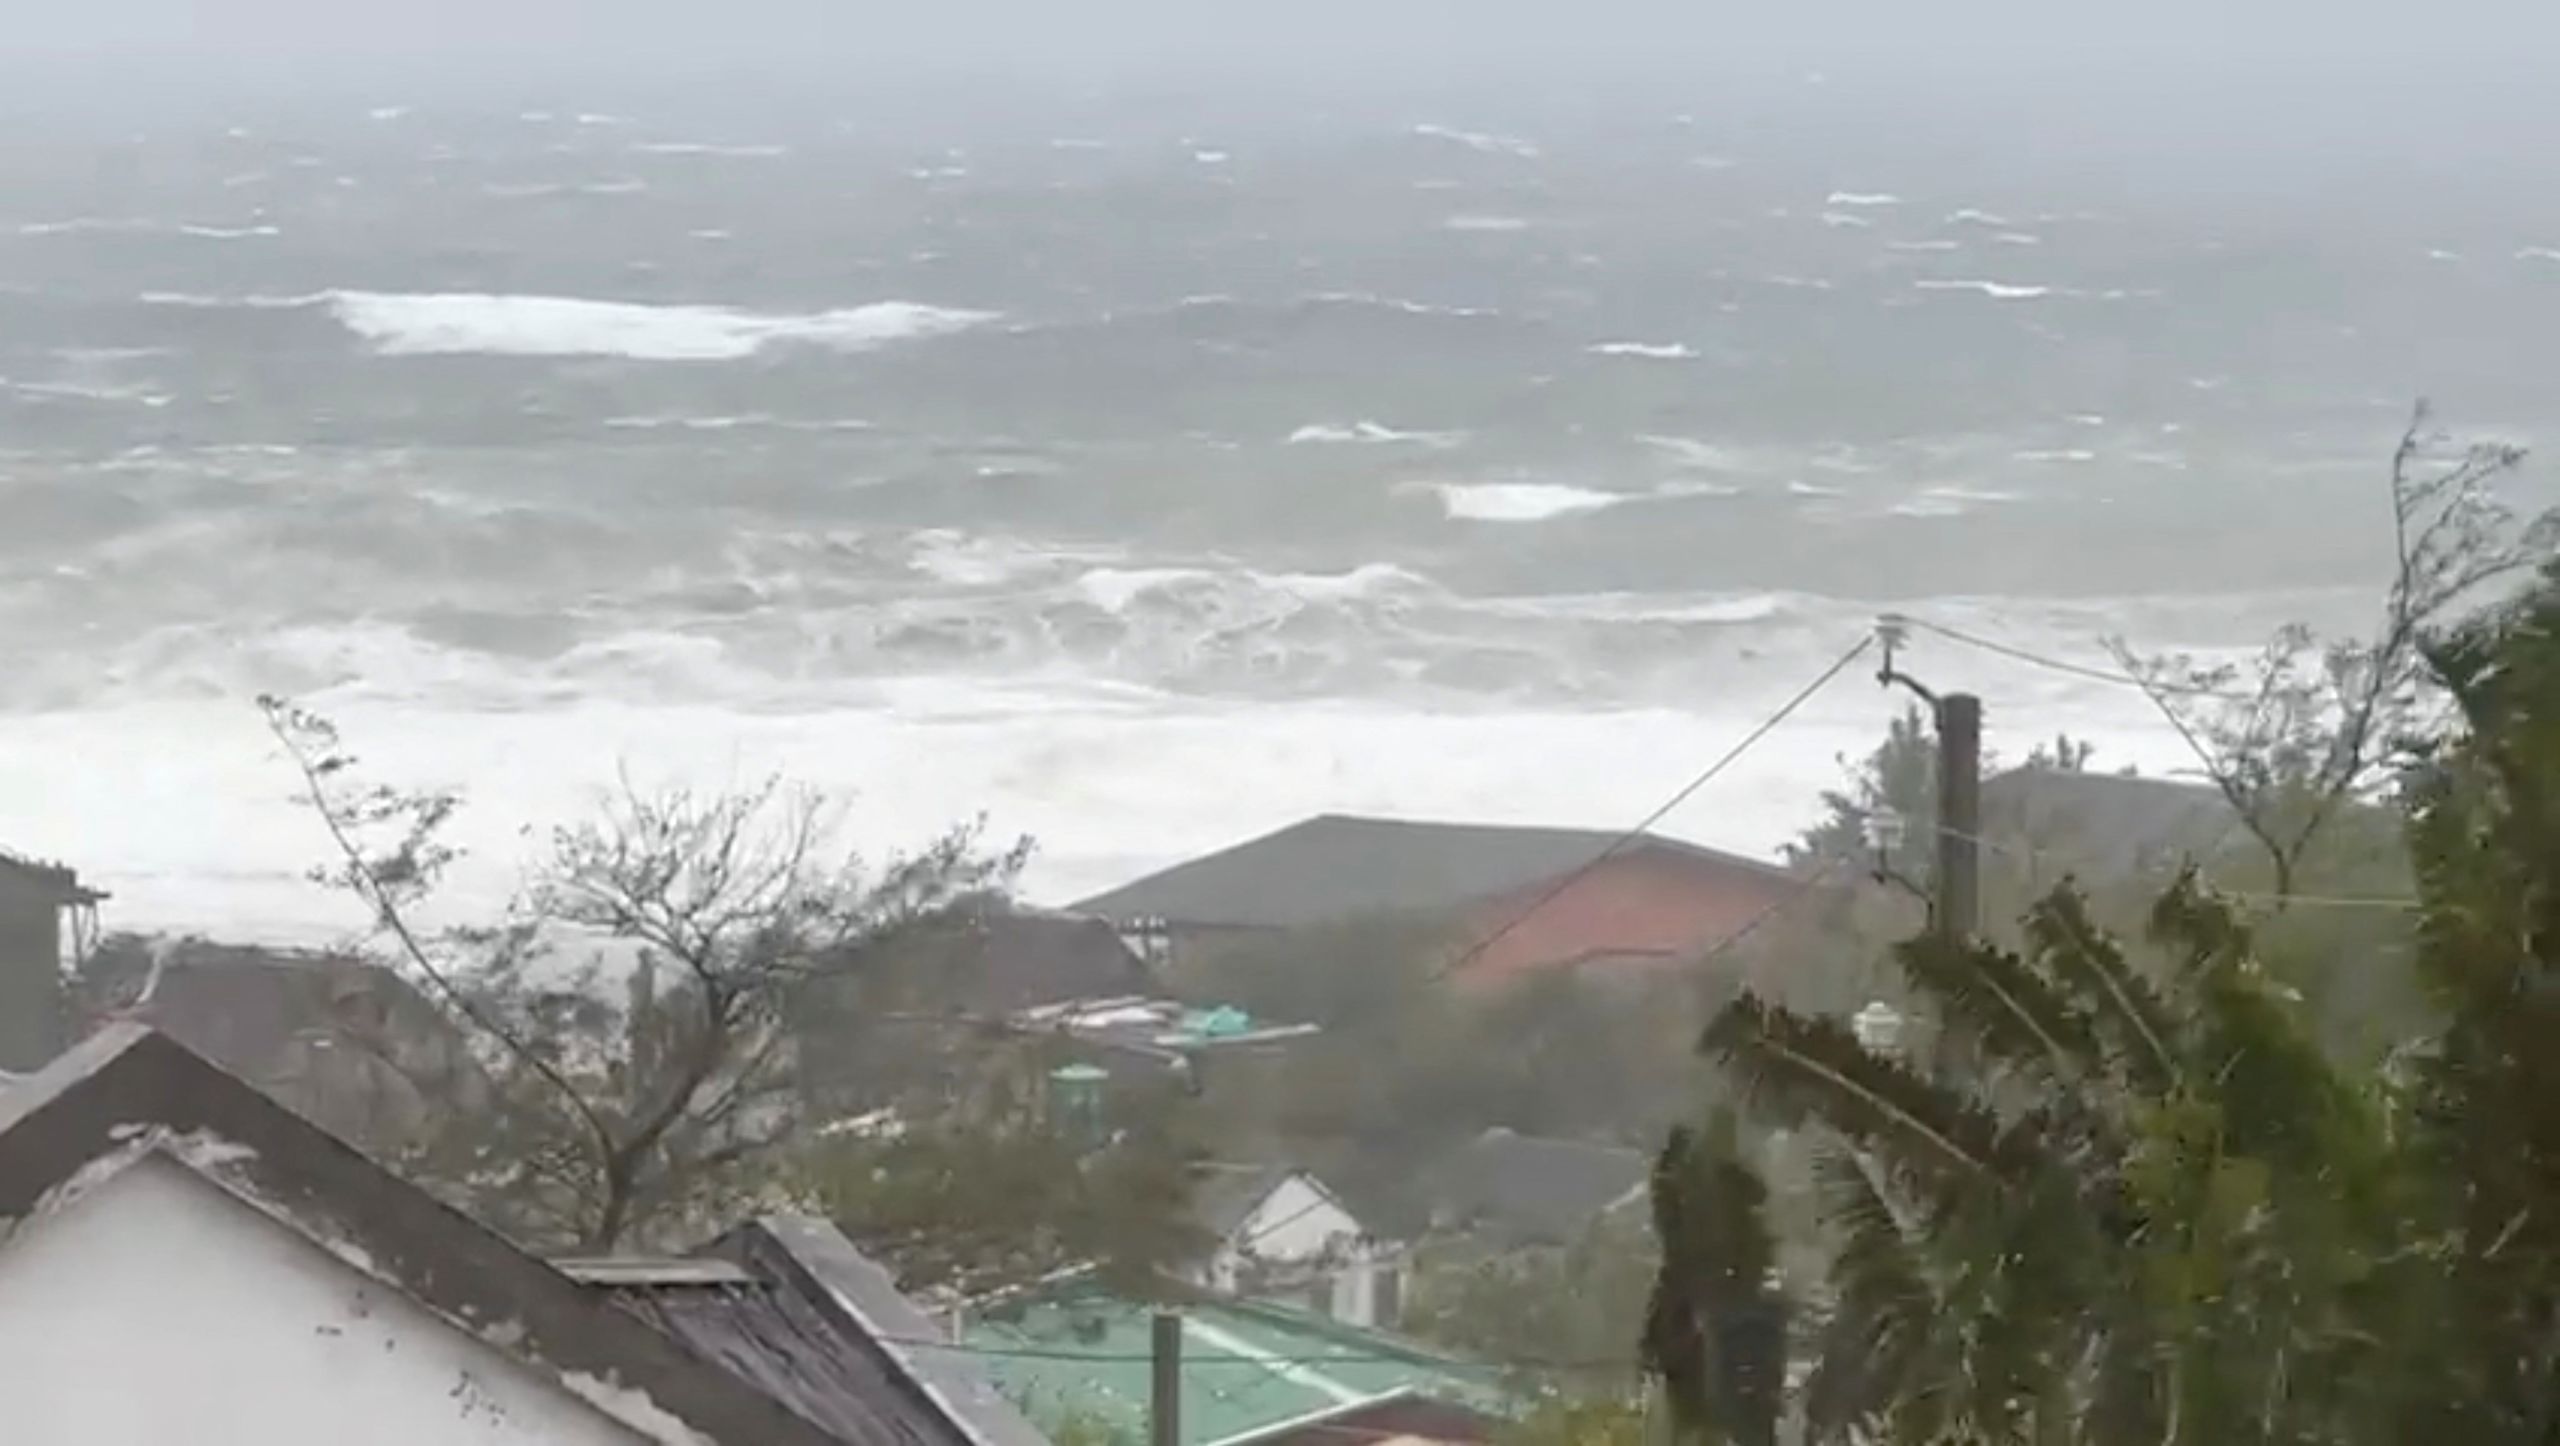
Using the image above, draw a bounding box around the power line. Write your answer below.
[1690,855,1855,969]
[888,1333,1637,1374]
[1900,617,2247,700]
[1431,636,1876,981]
[1922,817,2422,913]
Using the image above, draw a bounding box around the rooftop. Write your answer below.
[1074,813,1793,932]
[1424,1128,1651,1246]
[574,1216,1048,1446]
[962,1282,1515,1446]
[1016,996,1321,1062]
[0,847,107,905]
[0,1025,839,1446]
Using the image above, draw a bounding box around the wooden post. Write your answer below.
[1936,693,1982,943]
[1151,1311,1182,1446]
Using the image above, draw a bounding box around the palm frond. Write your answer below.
[1703,995,2004,1184]
[1802,1147,1938,1443]
[1896,933,2104,1085]
[2025,884,2182,1096]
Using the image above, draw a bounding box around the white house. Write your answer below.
[1188,1164,1404,1329]
[0,1025,849,1446]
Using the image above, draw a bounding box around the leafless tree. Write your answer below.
[260,697,1026,1250]
[2108,403,2549,902]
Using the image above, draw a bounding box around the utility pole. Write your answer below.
[1150,1311,1182,1446]
[1875,616,1983,944]
[1936,692,1982,943]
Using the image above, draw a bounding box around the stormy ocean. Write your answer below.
[4,64,2557,938]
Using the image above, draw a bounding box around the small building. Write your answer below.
[1073,813,1803,987]
[0,1025,953,1445]
[964,1280,1511,1446]
[1421,1127,1651,1248]
[0,849,106,1071]
[1187,1164,1403,1330]
[563,1214,1049,1446]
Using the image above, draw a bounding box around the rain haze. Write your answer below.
[6,5,2560,1440]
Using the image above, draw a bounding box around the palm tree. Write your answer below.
[1649,878,2419,1445]
[2398,564,2560,1445]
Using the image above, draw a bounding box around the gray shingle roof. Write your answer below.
[1426,1128,1651,1246]
[1073,813,1792,930]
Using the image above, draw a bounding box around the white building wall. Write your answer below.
[1210,1174,1399,1329]
[0,1157,645,1446]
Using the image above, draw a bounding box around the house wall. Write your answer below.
[1209,1176,1399,1329]
[1457,851,1798,984]
[0,1157,644,1445]
[0,865,65,1071]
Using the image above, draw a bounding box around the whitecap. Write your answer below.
[1826,191,1901,207]
[1303,292,1499,319]
[1410,124,1541,159]
[1913,279,2052,300]
[1429,482,1625,523]
[1287,421,1465,448]
[139,291,327,309]
[1946,208,2011,226]
[1885,240,1961,253]
[1588,342,1698,360]
[1193,150,1231,165]
[1444,215,1531,232]
[635,142,789,158]
[326,291,998,361]
[2427,248,2464,262]
[1787,480,1844,497]
[1637,435,1742,468]
[2520,247,2560,263]
[19,218,145,236]
[177,224,281,240]
[1920,484,2024,502]
[1992,232,2042,246]
[1820,212,1874,229]
[2014,449,2096,463]
[367,106,410,122]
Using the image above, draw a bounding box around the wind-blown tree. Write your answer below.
[2111,403,2547,903]
[805,1078,1213,1301]
[1642,1110,1785,1446]
[2396,564,2560,1443]
[261,697,1024,1251]
[1649,876,2424,1446]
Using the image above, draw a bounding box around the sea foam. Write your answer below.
[324,292,997,360]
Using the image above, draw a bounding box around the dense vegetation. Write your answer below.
[1644,560,2560,1444]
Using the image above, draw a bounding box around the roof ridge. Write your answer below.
[0,1026,840,1446]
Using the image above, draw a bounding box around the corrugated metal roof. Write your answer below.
[964,1284,1514,1446]
[1073,814,1791,931]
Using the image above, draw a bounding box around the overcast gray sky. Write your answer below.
[13,0,2560,80]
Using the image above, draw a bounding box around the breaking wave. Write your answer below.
[142,290,998,361]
